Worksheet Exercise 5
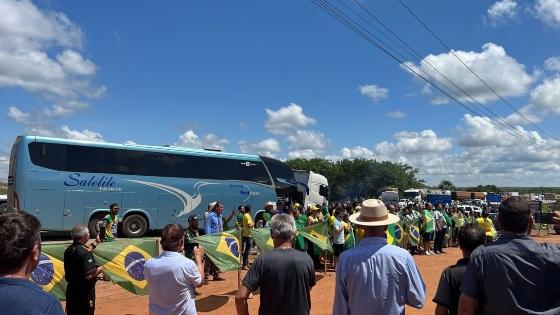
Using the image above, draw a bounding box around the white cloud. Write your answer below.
[177,130,229,151]
[386,110,406,118]
[457,114,545,147]
[405,43,535,104]
[56,49,96,76]
[358,84,388,102]
[530,76,560,113]
[44,100,89,117]
[286,130,330,150]
[534,0,560,28]
[0,0,82,51]
[0,0,105,128]
[287,149,321,159]
[265,103,316,135]
[6,106,30,123]
[239,138,281,157]
[544,56,560,72]
[341,146,375,159]
[487,0,518,25]
[503,104,543,125]
[60,125,104,142]
[375,130,452,155]
[124,140,137,145]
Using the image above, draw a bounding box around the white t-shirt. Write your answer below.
[144,251,201,315]
[333,219,345,245]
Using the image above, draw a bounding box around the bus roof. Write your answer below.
[21,135,262,161]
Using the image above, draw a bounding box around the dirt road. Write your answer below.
[64,234,559,315]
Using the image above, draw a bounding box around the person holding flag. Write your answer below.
[64,224,104,315]
[95,203,120,242]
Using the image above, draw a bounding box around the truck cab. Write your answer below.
[293,170,329,208]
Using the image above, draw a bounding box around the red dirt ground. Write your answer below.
[61,233,560,315]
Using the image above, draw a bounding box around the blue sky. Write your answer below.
[1,0,560,186]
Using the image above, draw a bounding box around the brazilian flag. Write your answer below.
[408,223,421,246]
[93,238,158,295]
[31,244,68,300]
[195,231,240,272]
[344,228,355,250]
[386,224,397,245]
[393,222,404,246]
[251,228,274,252]
[298,223,332,253]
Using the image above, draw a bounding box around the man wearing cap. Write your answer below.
[262,202,275,226]
[333,199,426,315]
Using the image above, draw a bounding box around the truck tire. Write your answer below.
[88,213,107,238]
[122,214,148,238]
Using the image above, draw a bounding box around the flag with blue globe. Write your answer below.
[195,231,241,272]
[93,239,158,295]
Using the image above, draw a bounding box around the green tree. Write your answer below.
[438,180,456,191]
[286,158,425,201]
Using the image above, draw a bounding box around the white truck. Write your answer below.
[404,188,426,204]
[380,188,399,206]
[293,170,329,208]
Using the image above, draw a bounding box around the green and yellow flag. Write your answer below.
[251,228,274,252]
[393,222,404,246]
[31,244,68,300]
[195,231,240,272]
[408,223,421,246]
[344,229,355,250]
[298,223,332,253]
[93,238,158,295]
[386,224,397,245]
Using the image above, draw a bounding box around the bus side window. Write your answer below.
[28,142,66,171]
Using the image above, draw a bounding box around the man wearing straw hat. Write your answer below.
[333,199,426,315]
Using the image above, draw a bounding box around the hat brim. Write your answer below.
[348,211,400,226]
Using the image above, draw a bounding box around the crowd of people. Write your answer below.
[1,197,560,315]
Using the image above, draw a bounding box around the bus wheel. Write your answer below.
[122,214,147,238]
[88,213,106,238]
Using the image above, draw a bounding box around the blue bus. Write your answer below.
[6,136,298,237]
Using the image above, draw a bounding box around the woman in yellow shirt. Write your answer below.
[476,211,497,243]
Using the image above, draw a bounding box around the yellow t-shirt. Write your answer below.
[476,217,496,238]
[242,213,254,237]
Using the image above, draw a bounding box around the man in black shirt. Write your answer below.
[433,223,485,315]
[64,224,103,315]
[235,213,316,315]
[459,197,560,315]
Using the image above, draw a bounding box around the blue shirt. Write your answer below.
[205,211,223,234]
[333,237,426,315]
[0,277,63,315]
[144,251,202,315]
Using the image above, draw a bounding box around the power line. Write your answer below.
[309,0,548,148]
[397,0,559,142]
[344,0,550,147]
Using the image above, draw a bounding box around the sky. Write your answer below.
[1,0,560,186]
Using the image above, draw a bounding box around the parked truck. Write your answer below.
[293,170,329,208]
[426,193,452,206]
[404,188,426,204]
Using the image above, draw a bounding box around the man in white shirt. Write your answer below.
[144,224,205,315]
